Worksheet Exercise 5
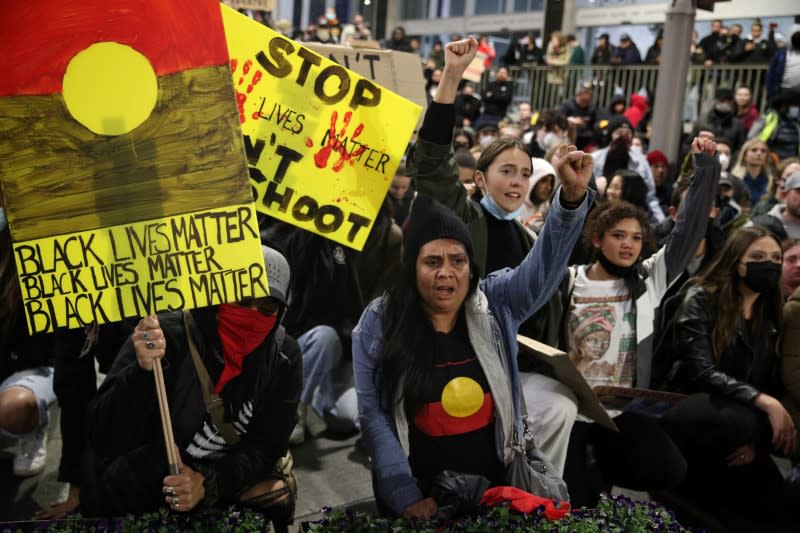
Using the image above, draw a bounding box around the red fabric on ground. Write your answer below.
[479,486,571,520]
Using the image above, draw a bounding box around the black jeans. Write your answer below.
[661,393,790,531]
[563,411,688,508]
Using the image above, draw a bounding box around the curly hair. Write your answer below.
[582,201,655,260]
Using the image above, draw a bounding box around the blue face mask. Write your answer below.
[480,193,522,221]
[0,208,6,232]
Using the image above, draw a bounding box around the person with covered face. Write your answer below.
[81,246,301,532]
[592,116,665,223]
[354,37,593,519]
[660,226,795,531]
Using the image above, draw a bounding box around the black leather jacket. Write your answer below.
[672,286,781,403]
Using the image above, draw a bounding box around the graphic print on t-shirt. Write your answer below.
[567,269,637,389]
[414,364,494,437]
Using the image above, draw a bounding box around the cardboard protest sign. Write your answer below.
[222,7,422,250]
[305,42,427,134]
[0,0,267,334]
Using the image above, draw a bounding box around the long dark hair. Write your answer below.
[694,225,783,361]
[378,255,480,418]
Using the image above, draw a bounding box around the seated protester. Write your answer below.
[731,138,774,208]
[454,148,477,198]
[752,157,800,217]
[454,82,481,129]
[262,221,364,443]
[761,171,800,240]
[562,137,718,508]
[520,158,556,232]
[388,164,414,227]
[781,239,800,301]
[0,223,83,479]
[452,128,475,151]
[529,109,571,159]
[647,150,672,218]
[559,84,597,150]
[780,238,800,462]
[701,88,746,152]
[660,227,795,531]
[591,116,665,224]
[354,41,593,519]
[82,246,301,530]
[36,319,134,519]
[751,87,800,162]
[406,37,595,475]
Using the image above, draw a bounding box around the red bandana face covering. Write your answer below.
[214,303,277,394]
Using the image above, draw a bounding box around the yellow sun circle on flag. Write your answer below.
[441,377,484,418]
[62,42,157,136]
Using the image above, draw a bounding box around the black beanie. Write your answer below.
[403,195,475,266]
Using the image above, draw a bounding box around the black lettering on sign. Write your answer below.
[255,36,382,109]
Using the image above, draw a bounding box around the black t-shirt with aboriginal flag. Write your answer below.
[408,313,504,484]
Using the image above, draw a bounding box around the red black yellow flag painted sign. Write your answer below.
[0,0,267,334]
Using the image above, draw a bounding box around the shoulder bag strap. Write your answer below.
[182,312,240,445]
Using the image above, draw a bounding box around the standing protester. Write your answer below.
[476,67,513,129]
[82,246,301,532]
[560,84,597,150]
[766,24,800,102]
[610,34,642,65]
[591,33,614,66]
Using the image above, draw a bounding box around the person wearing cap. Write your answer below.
[591,115,665,223]
[474,122,499,148]
[765,171,800,240]
[81,245,301,530]
[591,33,613,66]
[610,33,641,65]
[354,37,593,520]
[644,31,662,65]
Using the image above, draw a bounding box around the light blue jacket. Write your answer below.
[352,189,592,515]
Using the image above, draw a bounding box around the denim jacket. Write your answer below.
[352,190,591,515]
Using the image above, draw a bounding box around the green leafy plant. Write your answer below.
[303,494,696,532]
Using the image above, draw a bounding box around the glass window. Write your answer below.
[450,0,466,16]
[514,0,543,11]
[401,0,430,19]
[474,0,505,15]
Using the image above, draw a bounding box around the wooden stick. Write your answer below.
[153,358,180,475]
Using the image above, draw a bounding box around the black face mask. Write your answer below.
[597,250,637,279]
[741,260,781,293]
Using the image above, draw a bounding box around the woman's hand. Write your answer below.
[725,443,756,466]
[690,136,716,156]
[133,316,166,371]
[754,393,798,456]
[163,449,205,512]
[434,37,478,104]
[33,485,80,519]
[403,496,438,520]
[551,143,592,203]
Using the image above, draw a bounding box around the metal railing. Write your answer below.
[479,64,770,120]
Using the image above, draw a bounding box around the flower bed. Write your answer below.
[302,494,697,532]
[0,494,697,532]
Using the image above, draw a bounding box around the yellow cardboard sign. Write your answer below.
[15,205,267,334]
[222,6,421,250]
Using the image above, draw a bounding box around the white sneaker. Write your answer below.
[14,430,47,477]
[288,405,306,445]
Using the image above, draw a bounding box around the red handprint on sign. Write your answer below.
[314,111,368,173]
[230,58,263,123]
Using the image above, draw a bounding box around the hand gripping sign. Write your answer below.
[222,7,422,250]
[0,0,268,334]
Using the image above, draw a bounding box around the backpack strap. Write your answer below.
[183,312,241,446]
